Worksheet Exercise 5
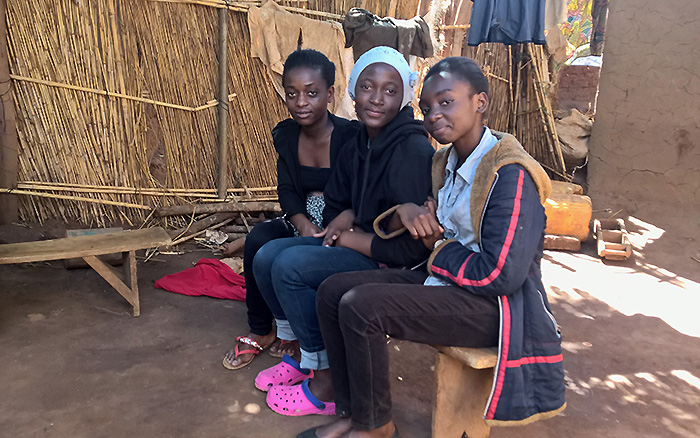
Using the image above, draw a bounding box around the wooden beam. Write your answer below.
[155,201,280,217]
[169,212,237,238]
[0,227,171,264]
[0,0,19,224]
[83,253,140,316]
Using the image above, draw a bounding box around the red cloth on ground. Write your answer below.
[154,258,246,301]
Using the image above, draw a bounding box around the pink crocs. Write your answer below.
[266,379,336,416]
[255,354,314,392]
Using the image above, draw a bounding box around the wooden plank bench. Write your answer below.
[0,227,172,317]
[433,346,498,438]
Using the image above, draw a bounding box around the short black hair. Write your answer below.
[282,49,335,89]
[424,57,489,97]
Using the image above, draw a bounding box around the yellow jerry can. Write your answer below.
[544,193,592,242]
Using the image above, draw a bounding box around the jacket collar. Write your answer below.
[432,130,551,242]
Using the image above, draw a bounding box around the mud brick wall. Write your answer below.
[588,1,700,209]
[555,65,601,114]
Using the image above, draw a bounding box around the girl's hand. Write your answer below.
[421,230,445,250]
[288,213,322,238]
[334,228,373,257]
[297,222,323,237]
[396,201,444,240]
[314,209,355,247]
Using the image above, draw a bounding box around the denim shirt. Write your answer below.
[425,127,498,286]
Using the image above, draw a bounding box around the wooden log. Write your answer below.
[168,218,234,246]
[226,232,246,241]
[169,212,237,238]
[221,236,246,257]
[155,201,280,217]
[221,225,251,233]
[544,234,581,251]
[550,181,584,195]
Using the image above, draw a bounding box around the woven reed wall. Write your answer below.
[6,0,564,227]
[7,0,425,226]
[6,0,315,226]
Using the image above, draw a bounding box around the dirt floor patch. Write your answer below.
[1,207,699,438]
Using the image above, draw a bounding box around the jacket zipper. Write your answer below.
[482,172,501,417]
[537,289,560,336]
[484,296,504,418]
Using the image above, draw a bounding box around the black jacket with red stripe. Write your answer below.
[426,131,566,425]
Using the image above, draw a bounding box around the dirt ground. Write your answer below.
[1,206,699,438]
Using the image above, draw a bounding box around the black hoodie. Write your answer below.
[323,106,435,267]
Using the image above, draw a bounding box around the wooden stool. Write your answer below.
[0,227,171,316]
[433,346,498,438]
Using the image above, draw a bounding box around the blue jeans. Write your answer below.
[253,236,379,370]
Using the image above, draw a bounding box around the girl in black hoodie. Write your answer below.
[252,47,435,417]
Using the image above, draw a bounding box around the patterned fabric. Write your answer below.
[284,193,326,236]
[560,0,593,48]
[306,193,325,229]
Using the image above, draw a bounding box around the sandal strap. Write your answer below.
[236,336,264,351]
[234,345,261,358]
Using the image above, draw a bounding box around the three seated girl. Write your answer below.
[226,47,565,438]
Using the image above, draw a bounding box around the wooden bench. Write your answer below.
[0,227,171,317]
[433,346,498,438]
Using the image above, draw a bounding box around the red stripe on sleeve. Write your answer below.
[506,354,564,368]
[431,169,525,287]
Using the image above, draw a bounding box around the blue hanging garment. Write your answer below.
[467,0,546,46]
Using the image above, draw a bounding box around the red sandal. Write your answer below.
[222,336,269,370]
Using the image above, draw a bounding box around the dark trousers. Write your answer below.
[316,269,500,430]
[243,218,295,335]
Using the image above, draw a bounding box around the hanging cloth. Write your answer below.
[467,0,546,46]
[343,8,433,61]
[590,0,609,56]
[545,0,568,30]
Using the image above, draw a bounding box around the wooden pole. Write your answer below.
[0,0,18,224]
[155,201,280,217]
[216,6,229,200]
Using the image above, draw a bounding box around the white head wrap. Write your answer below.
[347,46,419,109]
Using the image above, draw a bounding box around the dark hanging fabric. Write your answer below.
[590,0,610,56]
[467,0,546,46]
[343,8,433,61]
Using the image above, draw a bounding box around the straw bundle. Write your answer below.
[509,44,567,179]
[461,43,512,133]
